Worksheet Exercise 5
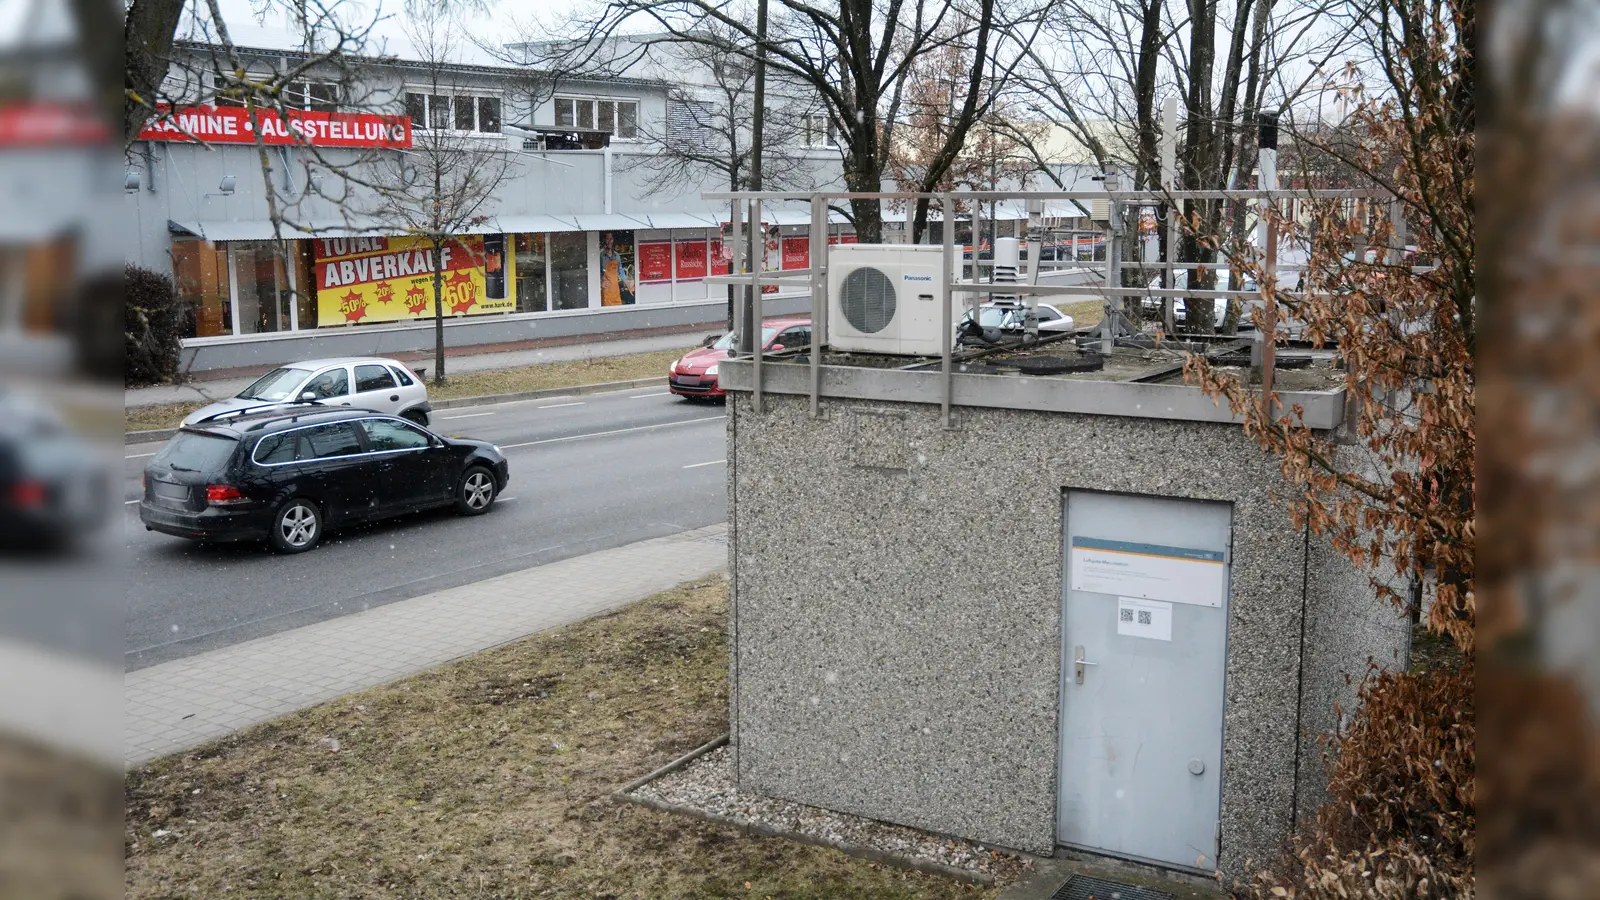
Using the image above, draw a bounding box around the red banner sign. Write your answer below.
[0,103,109,147]
[138,105,412,149]
[638,241,673,283]
[674,239,708,281]
[781,237,810,270]
[827,233,859,245]
[710,239,732,276]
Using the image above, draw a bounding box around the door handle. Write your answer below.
[1073,645,1098,684]
[390,395,399,401]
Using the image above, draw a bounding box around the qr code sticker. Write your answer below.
[1138,610,1153,625]
[1120,608,1134,623]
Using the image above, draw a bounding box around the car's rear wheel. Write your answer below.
[402,408,430,427]
[455,466,497,515]
[269,498,323,553]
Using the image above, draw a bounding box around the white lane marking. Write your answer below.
[497,496,518,503]
[535,401,584,409]
[683,459,725,469]
[440,412,496,420]
[125,499,140,505]
[500,415,725,450]
[629,391,670,398]
[126,452,157,459]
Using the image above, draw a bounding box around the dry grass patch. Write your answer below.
[1058,300,1105,328]
[124,578,998,900]
[126,346,697,433]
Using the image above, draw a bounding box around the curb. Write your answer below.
[611,735,996,886]
[124,377,663,445]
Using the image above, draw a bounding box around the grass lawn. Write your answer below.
[124,579,999,900]
[1058,299,1105,328]
[125,346,696,434]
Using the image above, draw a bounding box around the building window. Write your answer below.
[801,113,837,148]
[554,97,638,140]
[548,232,589,310]
[171,240,232,338]
[405,92,503,134]
[285,81,342,112]
[514,233,548,313]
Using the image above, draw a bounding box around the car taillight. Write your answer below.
[205,484,247,505]
[9,480,46,508]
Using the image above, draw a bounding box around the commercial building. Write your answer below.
[123,21,1106,374]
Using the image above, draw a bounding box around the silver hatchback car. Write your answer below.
[181,357,432,427]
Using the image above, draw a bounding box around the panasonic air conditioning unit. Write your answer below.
[826,244,949,356]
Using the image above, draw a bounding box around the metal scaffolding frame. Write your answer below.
[703,188,1397,427]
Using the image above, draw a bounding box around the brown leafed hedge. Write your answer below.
[1257,661,1475,898]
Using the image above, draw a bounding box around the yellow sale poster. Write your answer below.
[314,235,513,326]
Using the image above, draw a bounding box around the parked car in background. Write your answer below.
[0,392,108,550]
[182,357,431,427]
[141,407,508,553]
[668,318,813,401]
[957,302,1077,341]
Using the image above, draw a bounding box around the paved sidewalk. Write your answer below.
[126,332,705,408]
[124,523,728,768]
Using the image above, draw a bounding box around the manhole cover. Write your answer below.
[1049,873,1174,900]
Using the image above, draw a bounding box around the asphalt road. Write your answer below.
[123,386,729,670]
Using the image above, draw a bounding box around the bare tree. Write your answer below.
[361,6,518,386]
[623,30,816,197]
[513,0,1051,243]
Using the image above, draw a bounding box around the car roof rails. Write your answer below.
[192,399,326,426]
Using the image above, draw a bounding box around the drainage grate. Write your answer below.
[1049,874,1174,900]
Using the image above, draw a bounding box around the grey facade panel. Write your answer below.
[726,390,1407,874]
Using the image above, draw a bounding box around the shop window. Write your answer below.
[514,233,548,313]
[555,97,638,140]
[171,240,232,337]
[232,242,293,335]
[483,234,508,300]
[549,232,589,310]
[292,241,315,332]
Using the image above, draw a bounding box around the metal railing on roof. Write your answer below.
[703,187,1402,427]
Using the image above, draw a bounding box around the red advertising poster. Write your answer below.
[710,238,732,276]
[828,233,859,245]
[638,241,674,283]
[675,239,708,280]
[781,236,810,270]
[138,104,412,149]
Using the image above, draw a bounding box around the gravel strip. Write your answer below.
[628,746,1029,882]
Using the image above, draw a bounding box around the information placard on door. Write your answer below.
[1069,537,1226,607]
[1116,597,1173,641]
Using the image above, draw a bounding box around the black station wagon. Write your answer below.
[139,405,509,553]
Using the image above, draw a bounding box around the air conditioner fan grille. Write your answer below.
[839,266,897,334]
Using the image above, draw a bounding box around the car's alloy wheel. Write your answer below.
[270,499,323,553]
[456,467,496,515]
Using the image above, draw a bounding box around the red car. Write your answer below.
[668,317,813,400]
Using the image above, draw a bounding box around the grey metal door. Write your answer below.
[1058,490,1232,871]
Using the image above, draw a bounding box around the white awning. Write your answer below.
[629,211,721,229]
[572,213,653,231]
[171,218,509,242]
[494,214,583,233]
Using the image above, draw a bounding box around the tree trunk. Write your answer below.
[1131,0,1165,191]
[432,240,446,386]
[123,0,187,146]
[1178,0,1221,334]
